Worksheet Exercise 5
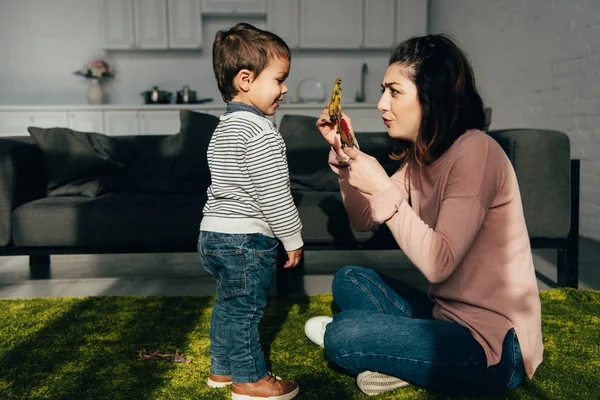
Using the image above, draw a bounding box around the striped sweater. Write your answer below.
[200,111,303,251]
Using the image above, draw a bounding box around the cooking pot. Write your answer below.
[141,86,172,104]
[176,85,197,104]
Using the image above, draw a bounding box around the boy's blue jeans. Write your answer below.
[324,266,526,396]
[198,231,278,384]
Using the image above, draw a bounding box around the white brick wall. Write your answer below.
[430,0,600,241]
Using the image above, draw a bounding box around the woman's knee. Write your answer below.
[332,266,371,295]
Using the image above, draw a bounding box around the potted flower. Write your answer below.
[74,58,115,104]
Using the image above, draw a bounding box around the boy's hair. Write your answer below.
[212,22,291,102]
[388,34,486,166]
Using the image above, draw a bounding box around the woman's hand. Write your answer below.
[316,107,353,164]
[343,146,394,195]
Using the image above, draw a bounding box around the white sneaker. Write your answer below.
[304,316,333,347]
[356,371,410,396]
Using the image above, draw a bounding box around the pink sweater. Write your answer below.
[332,130,543,379]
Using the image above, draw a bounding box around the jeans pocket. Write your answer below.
[203,247,247,300]
[506,329,526,391]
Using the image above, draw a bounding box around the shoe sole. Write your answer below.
[356,371,409,396]
[207,378,232,388]
[231,386,299,400]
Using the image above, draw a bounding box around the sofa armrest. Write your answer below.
[488,129,571,239]
[0,137,46,246]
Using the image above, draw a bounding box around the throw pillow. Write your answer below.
[27,126,131,197]
[171,109,220,192]
[278,114,399,191]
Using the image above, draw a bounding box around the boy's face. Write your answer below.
[246,57,290,116]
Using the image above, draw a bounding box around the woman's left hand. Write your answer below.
[343,146,394,195]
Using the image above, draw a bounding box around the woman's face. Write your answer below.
[377,63,422,142]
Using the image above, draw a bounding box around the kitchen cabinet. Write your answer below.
[138,111,181,135]
[101,0,201,50]
[68,111,104,133]
[0,111,68,137]
[363,0,396,49]
[168,0,203,49]
[134,0,169,49]
[200,0,266,15]
[103,111,140,136]
[266,0,299,48]
[299,0,363,49]
[99,0,136,49]
[396,0,428,42]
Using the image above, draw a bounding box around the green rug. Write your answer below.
[0,288,598,400]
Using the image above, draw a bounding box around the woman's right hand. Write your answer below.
[316,107,353,164]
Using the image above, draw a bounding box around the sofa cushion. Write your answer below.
[12,193,206,247]
[127,109,219,194]
[27,127,130,197]
[279,114,400,191]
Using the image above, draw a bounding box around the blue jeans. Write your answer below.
[198,231,278,383]
[324,266,526,396]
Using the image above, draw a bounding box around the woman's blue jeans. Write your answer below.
[324,266,526,396]
[198,231,278,384]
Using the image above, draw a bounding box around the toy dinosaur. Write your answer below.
[139,349,192,364]
[328,78,358,149]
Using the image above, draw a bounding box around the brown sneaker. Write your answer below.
[207,373,232,388]
[232,372,299,400]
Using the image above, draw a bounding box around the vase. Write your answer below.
[87,79,104,105]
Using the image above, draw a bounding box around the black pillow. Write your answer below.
[127,109,219,194]
[279,114,399,191]
[171,109,220,191]
[27,126,131,197]
[279,114,340,191]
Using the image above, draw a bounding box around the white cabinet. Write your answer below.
[138,111,180,135]
[101,0,199,50]
[168,0,203,49]
[396,0,428,42]
[134,0,169,49]
[0,112,68,137]
[104,111,140,136]
[68,111,104,133]
[201,0,266,15]
[266,0,299,48]
[99,0,136,49]
[363,0,396,49]
[299,0,362,49]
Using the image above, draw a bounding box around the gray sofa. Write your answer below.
[0,111,580,290]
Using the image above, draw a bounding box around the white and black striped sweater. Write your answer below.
[200,111,303,251]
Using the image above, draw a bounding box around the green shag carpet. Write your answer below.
[0,289,598,400]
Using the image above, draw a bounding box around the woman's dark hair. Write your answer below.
[388,34,486,165]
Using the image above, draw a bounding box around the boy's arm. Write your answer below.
[245,131,303,251]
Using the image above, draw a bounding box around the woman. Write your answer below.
[305,35,543,397]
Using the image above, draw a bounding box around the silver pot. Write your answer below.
[141,86,172,104]
[176,85,197,104]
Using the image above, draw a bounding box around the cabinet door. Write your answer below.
[99,0,136,50]
[396,0,428,42]
[267,0,299,48]
[68,111,104,133]
[299,0,362,49]
[134,0,169,49]
[168,0,202,49]
[201,0,266,15]
[0,112,68,137]
[363,0,396,49]
[104,111,140,136]
[138,111,180,135]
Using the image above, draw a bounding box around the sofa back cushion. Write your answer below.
[27,126,131,197]
[278,114,400,191]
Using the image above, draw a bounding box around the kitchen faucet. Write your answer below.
[355,62,368,102]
